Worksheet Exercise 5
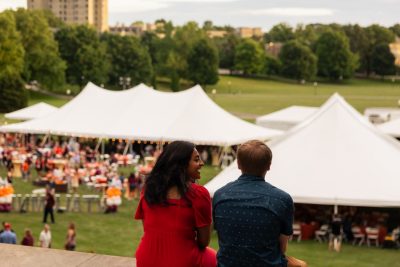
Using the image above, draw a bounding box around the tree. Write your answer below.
[279,40,317,81]
[342,24,369,73]
[55,25,110,86]
[213,33,239,72]
[0,11,27,112]
[14,9,66,90]
[264,55,281,76]
[264,23,295,43]
[187,38,219,87]
[102,33,153,87]
[364,25,395,76]
[234,39,265,75]
[315,31,358,80]
[371,43,396,78]
[390,24,400,37]
[155,21,206,90]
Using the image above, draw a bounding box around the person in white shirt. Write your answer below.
[39,224,52,248]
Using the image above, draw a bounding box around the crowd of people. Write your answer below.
[0,133,160,212]
[0,221,76,251]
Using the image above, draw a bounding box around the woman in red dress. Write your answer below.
[135,141,216,267]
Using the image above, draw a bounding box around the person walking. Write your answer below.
[43,186,55,224]
[65,222,76,251]
[134,141,216,267]
[213,140,307,267]
[39,224,52,248]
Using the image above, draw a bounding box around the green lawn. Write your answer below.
[211,76,400,117]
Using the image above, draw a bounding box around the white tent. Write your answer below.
[378,118,400,137]
[256,106,318,131]
[0,83,281,146]
[205,93,400,207]
[4,102,58,121]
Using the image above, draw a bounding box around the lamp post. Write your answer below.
[119,76,131,90]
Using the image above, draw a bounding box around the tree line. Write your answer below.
[0,9,399,112]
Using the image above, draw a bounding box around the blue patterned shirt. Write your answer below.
[213,174,294,267]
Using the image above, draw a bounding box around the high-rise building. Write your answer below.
[27,0,108,32]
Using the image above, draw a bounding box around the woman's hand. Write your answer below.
[196,225,211,250]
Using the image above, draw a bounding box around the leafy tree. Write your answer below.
[0,11,27,112]
[264,55,281,76]
[342,24,369,73]
[264,23,295,43]
[294,24,318,46]
[234,39,265,75]
[279,40,317,81]
[202,20,214,31]
[364,25,395,76]
[213,33,239,72]
[155,21,205,90]
[141,31,160,87]
[55,25,110,86]
[187,38,219,86]
[315,31,358,80]
[14,9,66,90]
[390,24,400,37]
[102,33,153,86]
[38,9,64,28]
[371,43,396,78]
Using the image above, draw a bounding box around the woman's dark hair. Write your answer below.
[144,141,195,205]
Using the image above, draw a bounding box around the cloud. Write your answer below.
[0,0,26,11]
[110,0,235,13]
[246,7,334,17]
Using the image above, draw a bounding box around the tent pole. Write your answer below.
[101,139,105,155]
[40,133,49,147]
[218,146,226,167]
[95,138,102,153]
[334,204,339,215]
[123,140,131,156]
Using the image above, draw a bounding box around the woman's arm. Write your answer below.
[196,225,211,249]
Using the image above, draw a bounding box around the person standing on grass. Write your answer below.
[43,185,55,224]
[65,222,77,251]
[213,140,307,267]
[39,224,52,248]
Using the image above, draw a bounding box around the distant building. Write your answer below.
[27,0,108,32]
[236,27,263,38]
[265,42,283,58]
[109,23,164,38]
[207,30,227,38]
[389,37,400,67]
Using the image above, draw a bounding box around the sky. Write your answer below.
[1,0,399,30]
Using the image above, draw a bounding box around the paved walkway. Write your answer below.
[0,244,136,267]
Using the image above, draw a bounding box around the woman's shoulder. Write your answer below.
[186,183,210,201]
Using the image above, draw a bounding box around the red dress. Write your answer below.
[135,183,216,267]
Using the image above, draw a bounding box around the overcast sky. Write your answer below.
[1,0,399,30]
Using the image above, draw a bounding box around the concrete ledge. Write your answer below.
[0,244,136,267]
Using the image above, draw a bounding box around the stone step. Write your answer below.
[0,243,136,267]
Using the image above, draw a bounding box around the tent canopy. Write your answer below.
[4,102,58,121]
[206,93,400,207]
[378,117,400,137]
[256,106,317,131]
[0,83,281,146]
